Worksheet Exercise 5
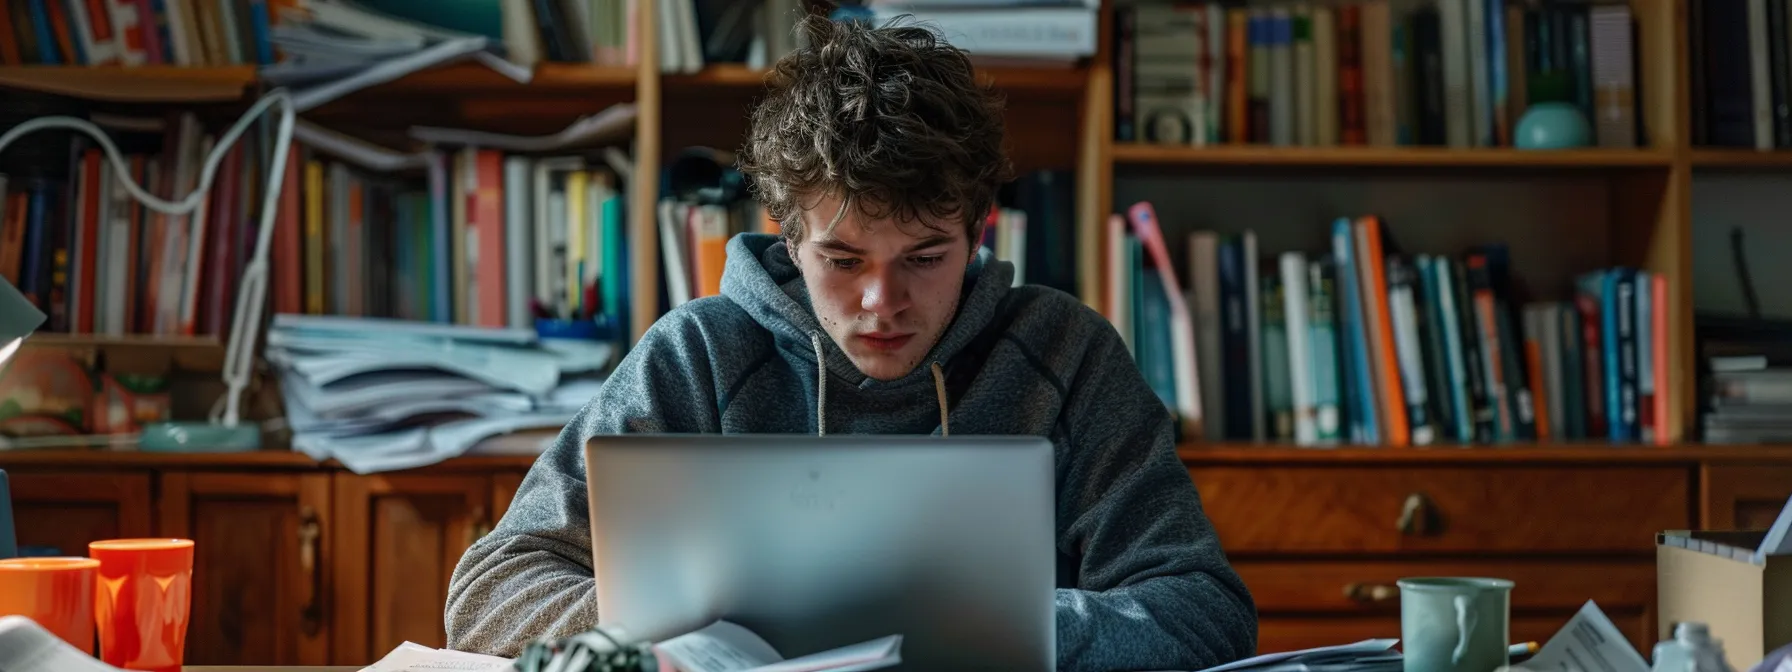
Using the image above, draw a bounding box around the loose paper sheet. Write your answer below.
[360,641,514,672]
[1509,601,1649,672]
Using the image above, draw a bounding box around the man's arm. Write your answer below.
[1054,329,1257,672]
[445,314,720,656]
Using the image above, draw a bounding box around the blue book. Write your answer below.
[27,0,59,65]
[1332,218,1379,444]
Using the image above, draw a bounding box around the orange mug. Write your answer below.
[0,557,100,654]
[89,539,194,672]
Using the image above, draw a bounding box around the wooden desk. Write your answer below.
[7,445,1792,667]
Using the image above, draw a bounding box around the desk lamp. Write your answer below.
[0,90,295,451]
[0,276,45,366]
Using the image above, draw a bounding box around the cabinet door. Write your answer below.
[8,471,152,556]
[331,474,491,665]
[159,472,333,666]
[1703,465,1792,530]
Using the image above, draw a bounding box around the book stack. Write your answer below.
[267,314,609,473]
[1114,0,1643,148]
[1108,204,1672,446]
[858,0,1099,65]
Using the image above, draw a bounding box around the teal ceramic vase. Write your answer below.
[1514,102,1593,149]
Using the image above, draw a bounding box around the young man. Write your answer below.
[446,16,1256,672]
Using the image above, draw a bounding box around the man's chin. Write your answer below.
[846,351,921,382]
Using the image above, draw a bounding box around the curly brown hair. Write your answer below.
[737,15,1014,248]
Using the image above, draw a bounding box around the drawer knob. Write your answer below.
[1397,492,1440,536]
[1343,582,1399,603]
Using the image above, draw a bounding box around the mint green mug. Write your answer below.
[1398,577,1514,672]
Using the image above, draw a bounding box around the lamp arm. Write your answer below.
[0,90,297,429]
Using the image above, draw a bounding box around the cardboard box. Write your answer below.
[1658,497,1792,672]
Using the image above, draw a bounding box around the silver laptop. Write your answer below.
[584,434,1056,671]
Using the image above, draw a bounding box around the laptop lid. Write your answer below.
[584,434,1056,671]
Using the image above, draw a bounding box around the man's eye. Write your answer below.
[826,257,861,271]
[910,255,944,268]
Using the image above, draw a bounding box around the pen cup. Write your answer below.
[0,557,101,654]
[89,538,194,672]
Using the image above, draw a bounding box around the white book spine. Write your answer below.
[1281,253,1317,445]
[1389,276,1432,445]
[503,157,534,329]
[1106,215,1131,353]
[105,161,131,336]
[1465,0,1490,146]
[1438,0,1472,147]
[1751,0,1775,149]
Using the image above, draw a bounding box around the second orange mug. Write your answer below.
[0,556,100,654]
[89,538,194,672]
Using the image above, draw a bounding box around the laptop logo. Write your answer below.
[790,469,839,510]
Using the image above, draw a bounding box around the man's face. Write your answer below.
[791,194,972,381]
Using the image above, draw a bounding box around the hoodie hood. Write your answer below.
[719,232,1014,392]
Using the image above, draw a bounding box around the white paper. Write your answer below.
[1197,639,1400,672]
[409,104,638,152]
[1509,601,1649,672]
[651,620,902,672]
[290,36,491,112]
[360,640,513,672]
[294,119,433,172]
[0,615,124,672]
[654,621,786,672]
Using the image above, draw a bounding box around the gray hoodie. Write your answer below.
[445,233,1257,671]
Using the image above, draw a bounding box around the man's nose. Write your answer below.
[860,268,911,318]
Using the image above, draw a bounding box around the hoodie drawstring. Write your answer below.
[930,362,949,437]
[812,333,828,436]
[808,333,950,437]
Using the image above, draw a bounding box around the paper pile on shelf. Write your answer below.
[268,314,610,473]
[265,0,532,112]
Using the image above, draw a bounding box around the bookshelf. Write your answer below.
[6,0,1791,448]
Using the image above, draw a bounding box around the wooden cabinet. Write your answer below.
[0,448,1785,666]
[1702,465,1792,530]
[1189,454,1698,655]
[158,472,332,666]
[330,473,494,665]
[7,471,152,557]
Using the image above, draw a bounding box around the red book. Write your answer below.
[472,149,507,327]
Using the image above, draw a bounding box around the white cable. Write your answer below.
[0,89,297,429]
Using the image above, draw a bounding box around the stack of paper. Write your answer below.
[1194,639,1403,672]
[269,314,610,473]
[264,0,531,111]
[360,641,514,672]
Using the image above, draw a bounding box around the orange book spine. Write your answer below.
[1358,216,1409,446]
[474,149,507,327]
[0,194,25,283]
[1227,9,1250,144]
[0,0,21,64]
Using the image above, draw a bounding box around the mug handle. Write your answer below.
[1452,594,1480,666]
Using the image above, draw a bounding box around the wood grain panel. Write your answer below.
[1702,465,1792,530]
[1193,466,1690,554]
[158,473,332,666]
[8,472,151,557]
[1237,559,1655,613]
[331,475,489,665]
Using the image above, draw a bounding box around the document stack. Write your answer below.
[267,314,610,473]
[1195,639,1403,672]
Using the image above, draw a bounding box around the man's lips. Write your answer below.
[855,333,914,352]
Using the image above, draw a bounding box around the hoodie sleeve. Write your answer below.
[445,313,722,656]
[1053,328,1258,672]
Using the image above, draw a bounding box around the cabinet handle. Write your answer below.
[298,505,324,638]
[1343,582,1399,604]
[1397,492,1437,536]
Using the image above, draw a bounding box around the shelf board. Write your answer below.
[1113,144,1675,169]
[1690,149,1792,168]
[1178,442,1792,464]
[23,333,223,350]
[0,65,256,102]
[664,63,1088,96]
[371,62,637,93]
